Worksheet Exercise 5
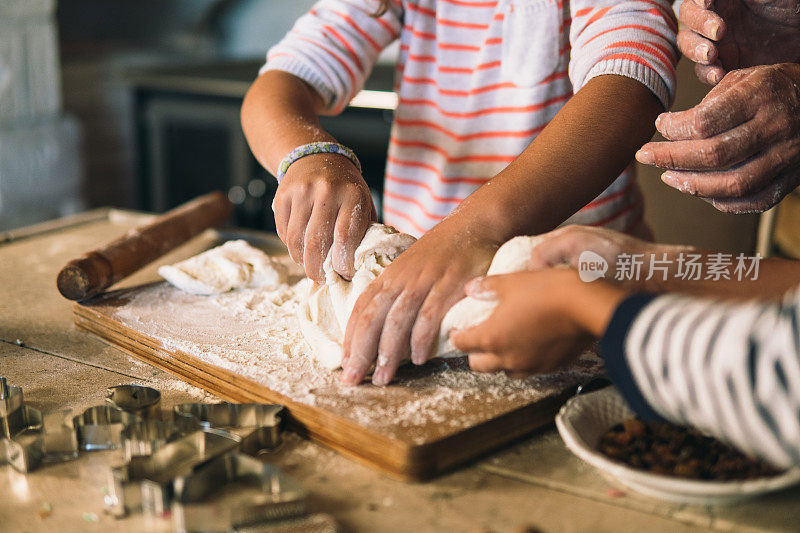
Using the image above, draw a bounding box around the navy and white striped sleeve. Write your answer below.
[600,288,800,469]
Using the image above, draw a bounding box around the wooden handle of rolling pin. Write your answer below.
[57,191,233,301]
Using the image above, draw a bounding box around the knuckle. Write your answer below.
[761,68,780,89]
[273,186,289,203]
[772,113,793,137]
[415,303,437,331]
[293,180,311,196]
[560,225,581,238]
[690,113,710,137]
[354,306,380,333]
[315,179,334,198]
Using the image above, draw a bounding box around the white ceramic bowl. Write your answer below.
[555,387,800,504]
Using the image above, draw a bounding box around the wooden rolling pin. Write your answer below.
[57,191,233,301]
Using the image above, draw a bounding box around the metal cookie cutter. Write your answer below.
[106,385,161,419]
[0,377,25,438]
[173,402,285,456]
[120,419,182,461]
[1,408,79,472]
[73,405,141,451]
[0,378,79,472]
[171,452,307,533]
[106,428,241,517]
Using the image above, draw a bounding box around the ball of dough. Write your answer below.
[436,235,544,357]
[296,224,416,369]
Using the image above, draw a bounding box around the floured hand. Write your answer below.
[637,64,800,213]
[295,223,416,369]
[451,269,627,377]
[341,218,497,386]
[273,152,376,282]
[676,0,800,85]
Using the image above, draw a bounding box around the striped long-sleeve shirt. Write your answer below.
[263,0,677,237]
[601,291,800,469]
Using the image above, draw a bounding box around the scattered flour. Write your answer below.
[111,253,603,443]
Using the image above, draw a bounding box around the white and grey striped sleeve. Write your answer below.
[599,289,800,469]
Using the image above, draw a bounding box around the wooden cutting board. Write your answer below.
[74,281,602,481]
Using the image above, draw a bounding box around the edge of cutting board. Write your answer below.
[74,298,568,481]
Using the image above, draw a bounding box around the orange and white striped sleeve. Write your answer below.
[261,0,402,115]
[569,0,678,109]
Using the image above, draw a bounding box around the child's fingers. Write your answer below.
[272,191,292,245]
[372,315,408,385]
[303,202,338,283]
[410,279,468,365]
[467,353,504,373]
[463,276,497,301]
[464,274,513,301]
[376,291,420,379]
[285,198,313,266]
[677,29,718,65]
[450,321,494,354]
[341,286,399,385]
[331,198,371,280]
[678,0,725,41]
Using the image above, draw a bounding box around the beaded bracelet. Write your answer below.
[276,142,362,183]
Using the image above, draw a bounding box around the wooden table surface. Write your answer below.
[1,210,797,533]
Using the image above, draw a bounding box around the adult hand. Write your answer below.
[677,0,800,85]
[528,225,691,290]
[637,63,800,213]
[451,269,628,377]
[340,218,497,386]
[273,153,376,282]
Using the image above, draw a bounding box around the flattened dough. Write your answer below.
[296,223,416,369]
[437,235,543,356]
[158,240,289,295]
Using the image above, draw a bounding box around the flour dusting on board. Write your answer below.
[111,253,603,443]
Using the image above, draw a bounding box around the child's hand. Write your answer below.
[340,220,497,386]
[451,269,628,377]
[273,153,376,282]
